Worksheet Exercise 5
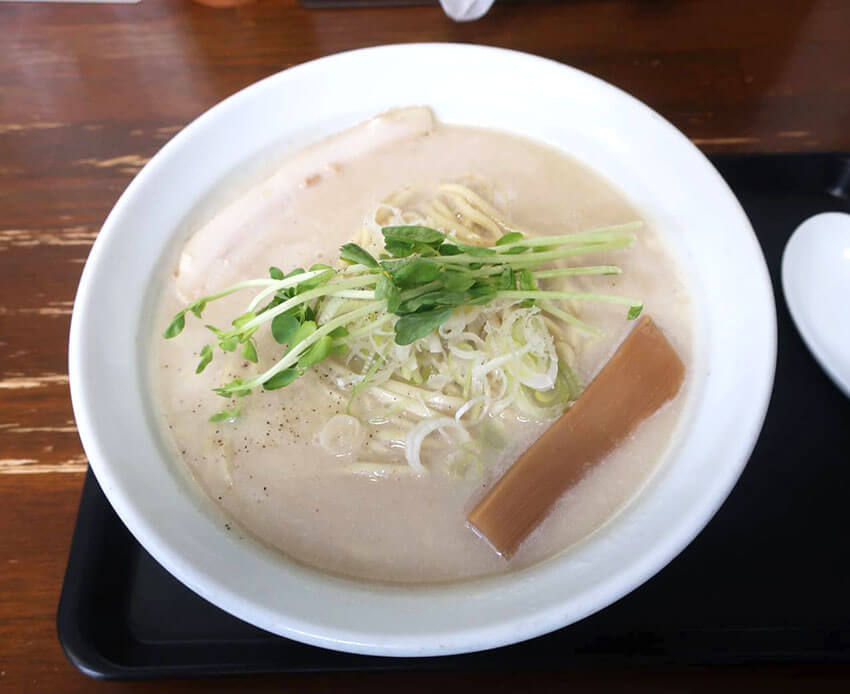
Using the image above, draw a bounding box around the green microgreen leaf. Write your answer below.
[455,243,497,257]
[269,266,284,280]
[209,402,241,423]
[438,243,462,256]
[328,326,349,339]
[340,243,380,269]
[288,320,317,350]
[219,335,239,352]
[384,241,414,258]
[278,268,305,298]
[519,268,537,291]
[241,339,258,363]
[467,283,498,305]
[498,267,515,290]
[213,378,251,397]
[195,344,213,374]
[298,335,333,368]
[442,271,476,292]
[502,245,529,255]
[375,274,401,312]
[163,311,186,339]
[394,307,454,346]
[263,368,300,390]
[238,327,257,344]
[627,303,644,320]
[495,231,529,254]
[382,225,446,246]
[496,231,524,246]
[271,313,299,345]
[232,311,257,328]
[388,258,442,288]
[411,243,439,257]
[189,300,207,318]
[257,295,283,315]
[296,265,335,292]
[519,268,538,307]
[398,290,464,314]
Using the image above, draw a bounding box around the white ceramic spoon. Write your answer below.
[781,211,850,397]
[438,0,495,21]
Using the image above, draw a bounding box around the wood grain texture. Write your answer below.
[0,0,848,690]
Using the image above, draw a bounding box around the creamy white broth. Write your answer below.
[153,108,694,583]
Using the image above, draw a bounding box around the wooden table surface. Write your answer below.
[1,0,848,690]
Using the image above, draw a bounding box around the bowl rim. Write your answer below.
[69,43,777,656]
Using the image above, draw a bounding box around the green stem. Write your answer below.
[347,312,395,339]
[331,290,378,299]
[245,268,336,312]
[500,237,636,267]
[201,278,285,305]
[534,265,622,279]
[539,301,602,336]
[398,280,444,301]
[240,275,377,332]
[494,221,642,252]
[431,237,635,267]
[496,289,643,310]
[237,301,384,391]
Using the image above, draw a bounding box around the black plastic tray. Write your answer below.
[58,153,850,679]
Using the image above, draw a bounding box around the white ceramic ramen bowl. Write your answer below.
[69,44,776,656]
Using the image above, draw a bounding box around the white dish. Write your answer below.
[782,212,850,398]
[69,44,776,656]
